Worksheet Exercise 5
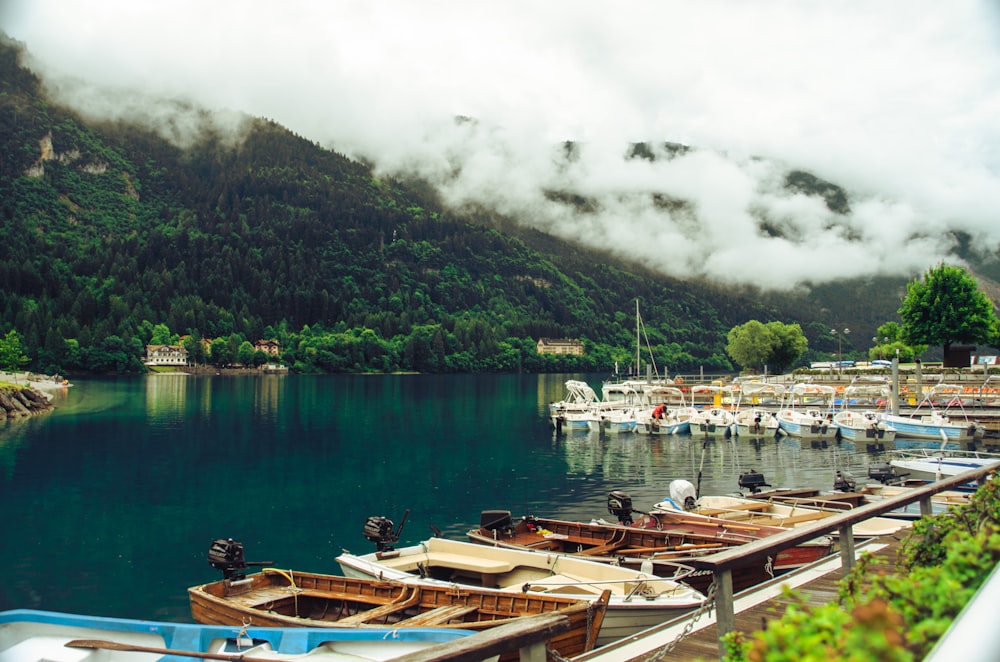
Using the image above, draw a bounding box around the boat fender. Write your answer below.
[668,480,697,510]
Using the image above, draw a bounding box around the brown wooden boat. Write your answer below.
[467,509,833,594]
[188,566,608,661]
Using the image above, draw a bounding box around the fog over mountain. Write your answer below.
[4,1,1000,292]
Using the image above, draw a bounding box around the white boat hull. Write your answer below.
[733,409,779,438]
[777,410,837,439]
[336,537,704,647]
[889,453,1000,482]
[688,408,735,438]
[635,418,691,435]
[833,411,896,442]
[880,413,980,442]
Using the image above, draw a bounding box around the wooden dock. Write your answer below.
[572,536,903,661]
[572,471,989,662]
[393,473,986,662]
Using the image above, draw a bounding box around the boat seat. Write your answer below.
[696,502,770,517]
[393,604,480,627]
[422,552,515,574]
[757,511,830,527]
[331,587,421,624]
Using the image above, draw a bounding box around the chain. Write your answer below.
[644,581,717,662]
[546,643,574,662]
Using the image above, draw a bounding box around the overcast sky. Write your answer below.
[3,1,1000,291]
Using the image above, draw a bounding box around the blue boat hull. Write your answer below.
[881,415,978,442]
[0,609,472,660]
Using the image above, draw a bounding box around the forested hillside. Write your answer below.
[0,35,906,375]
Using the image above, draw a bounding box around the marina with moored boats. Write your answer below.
[549,365,1000,447]
[6,372,1000,661]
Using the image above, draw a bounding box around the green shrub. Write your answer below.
[717,476,1000,661]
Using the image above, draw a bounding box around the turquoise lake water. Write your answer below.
[0,373,887,621]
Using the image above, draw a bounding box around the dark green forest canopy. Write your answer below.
[0,35,919,374]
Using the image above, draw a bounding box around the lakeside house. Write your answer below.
[536,338,584,356]
[145,344,188,366]
[254,339,281,356]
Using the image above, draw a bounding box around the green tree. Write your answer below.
[236,340,255,366]
[182,332,207,365]
[0,329,31,378]
[898,263,1000,354]
[869,322,925,363]
[150,323,174,345]
[766,321,808,372]
[208,337,233,367]
[726,321,776,373]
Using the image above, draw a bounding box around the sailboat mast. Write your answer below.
[636,299,641,379]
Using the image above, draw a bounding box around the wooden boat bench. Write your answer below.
[696,502,771,517]
[417,553,515,575]
[333,588,421,625]
[409,552,517,587]
[568,529,628,556]
[756,510,830,527]
[393,604,480,627]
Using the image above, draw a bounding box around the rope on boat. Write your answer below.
[263,567,298,588]
[263,568,302,616]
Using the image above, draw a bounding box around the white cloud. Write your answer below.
[4,0,1000,291]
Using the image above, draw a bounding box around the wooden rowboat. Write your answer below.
[188,567,608,661]
[649,493,911,537]
[336,535,705,646]
[467,508,833,594]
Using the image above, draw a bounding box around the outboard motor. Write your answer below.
[363,509,410,552]
[738,470,771,494]
[207,538,274,580]
[479,510,514,536]
[833,470,857,492]
[868,463,899,485]
[668,479,698,511]
[607,491,634,525]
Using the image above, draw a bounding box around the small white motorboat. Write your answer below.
[652,479,910,538]
[634,386,693,435]
[731,381,784,438]
[880,383,985,443]
[834,410,896,442]
[336,535,705,647]
[887,448,1000,482]
[776,384,838,441]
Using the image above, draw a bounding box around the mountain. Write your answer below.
[0,34,947,374]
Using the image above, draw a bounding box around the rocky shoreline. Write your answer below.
[0,383,54,418]
[0,372,68,418]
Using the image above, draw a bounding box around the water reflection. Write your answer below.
[145,374,189,426]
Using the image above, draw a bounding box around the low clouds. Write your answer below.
[4,1,999,290]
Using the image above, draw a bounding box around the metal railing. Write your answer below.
[679,466,995,658]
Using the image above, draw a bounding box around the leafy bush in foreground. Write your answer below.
[717,476,1000,661]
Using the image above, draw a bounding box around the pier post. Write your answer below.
[920,495,933,517]
[714,567,735,657]
[838,524,856,572]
